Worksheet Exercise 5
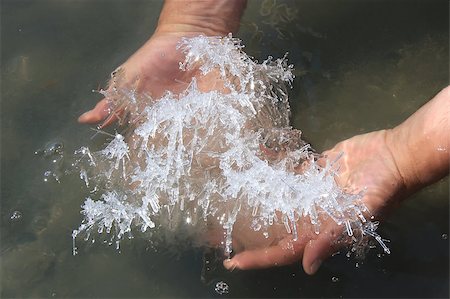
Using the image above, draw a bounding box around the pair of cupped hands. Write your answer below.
[78,31,404,275]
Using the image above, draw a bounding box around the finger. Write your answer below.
[302,223,346,275]
[78,98,111,124]
[223,235,307,271]
[223,242,298,270]
[98,108,122,129]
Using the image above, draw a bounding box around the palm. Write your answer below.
[225,130,405,274]
[78,33,200,126]
[323,130,404,217]
[118,33,197,96]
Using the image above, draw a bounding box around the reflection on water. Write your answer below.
[1,0,448,298]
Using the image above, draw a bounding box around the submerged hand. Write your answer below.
[224,130,406,274]
[78,0,246,128]
[225,86,450,274]
[77,32,201,127]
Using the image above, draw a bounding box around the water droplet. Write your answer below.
[35,140,64,158]
[10,210,22,221]
[214,281,229,295]
[43,170,60,183]
[331,276,339,283]
[442,234,448,240]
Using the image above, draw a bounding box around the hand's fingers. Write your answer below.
[98,108,122,129]
[78,98,111,124]
[223,235,308,271]
[302,223,346,275]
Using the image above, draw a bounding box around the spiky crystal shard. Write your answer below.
[72,35,388,256]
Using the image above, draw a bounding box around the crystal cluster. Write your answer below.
[72,35,389,256]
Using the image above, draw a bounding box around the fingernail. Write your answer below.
[309,259,322,274]
[223,259,236,271]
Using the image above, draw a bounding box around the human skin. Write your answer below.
[78,0,449,275]
[224,86,450,274]
[78,0,247,127]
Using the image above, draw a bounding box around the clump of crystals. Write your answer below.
[72,35,389,256]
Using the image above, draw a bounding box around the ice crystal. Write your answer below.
[72,35,389,257]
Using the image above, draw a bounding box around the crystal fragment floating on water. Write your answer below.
[71,35,388,258]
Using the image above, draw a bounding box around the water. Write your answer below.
[1,0,448,297]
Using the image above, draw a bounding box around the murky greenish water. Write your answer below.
[1,0,448,297]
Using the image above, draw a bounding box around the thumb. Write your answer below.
[302,223,346,275]
[78,98,111,124]
[223,234,309,271]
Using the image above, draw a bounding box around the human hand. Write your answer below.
[78,0,246,128]
[224,86,450,274]
[223,130,407,274]
[77,32,207,128]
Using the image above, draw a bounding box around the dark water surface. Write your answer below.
[1,0,448,298]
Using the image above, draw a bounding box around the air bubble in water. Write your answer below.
[35,140,64,157]
[43,170,60,183]
[214,281,229,295]
[331,276,339,283]
[442,233,448,240]
[10,210,22,221]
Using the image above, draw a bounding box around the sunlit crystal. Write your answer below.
[72,35,387,257]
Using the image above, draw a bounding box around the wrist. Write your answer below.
[156,0,246,36]
[384,128,417,195]
[385,87,450,194]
